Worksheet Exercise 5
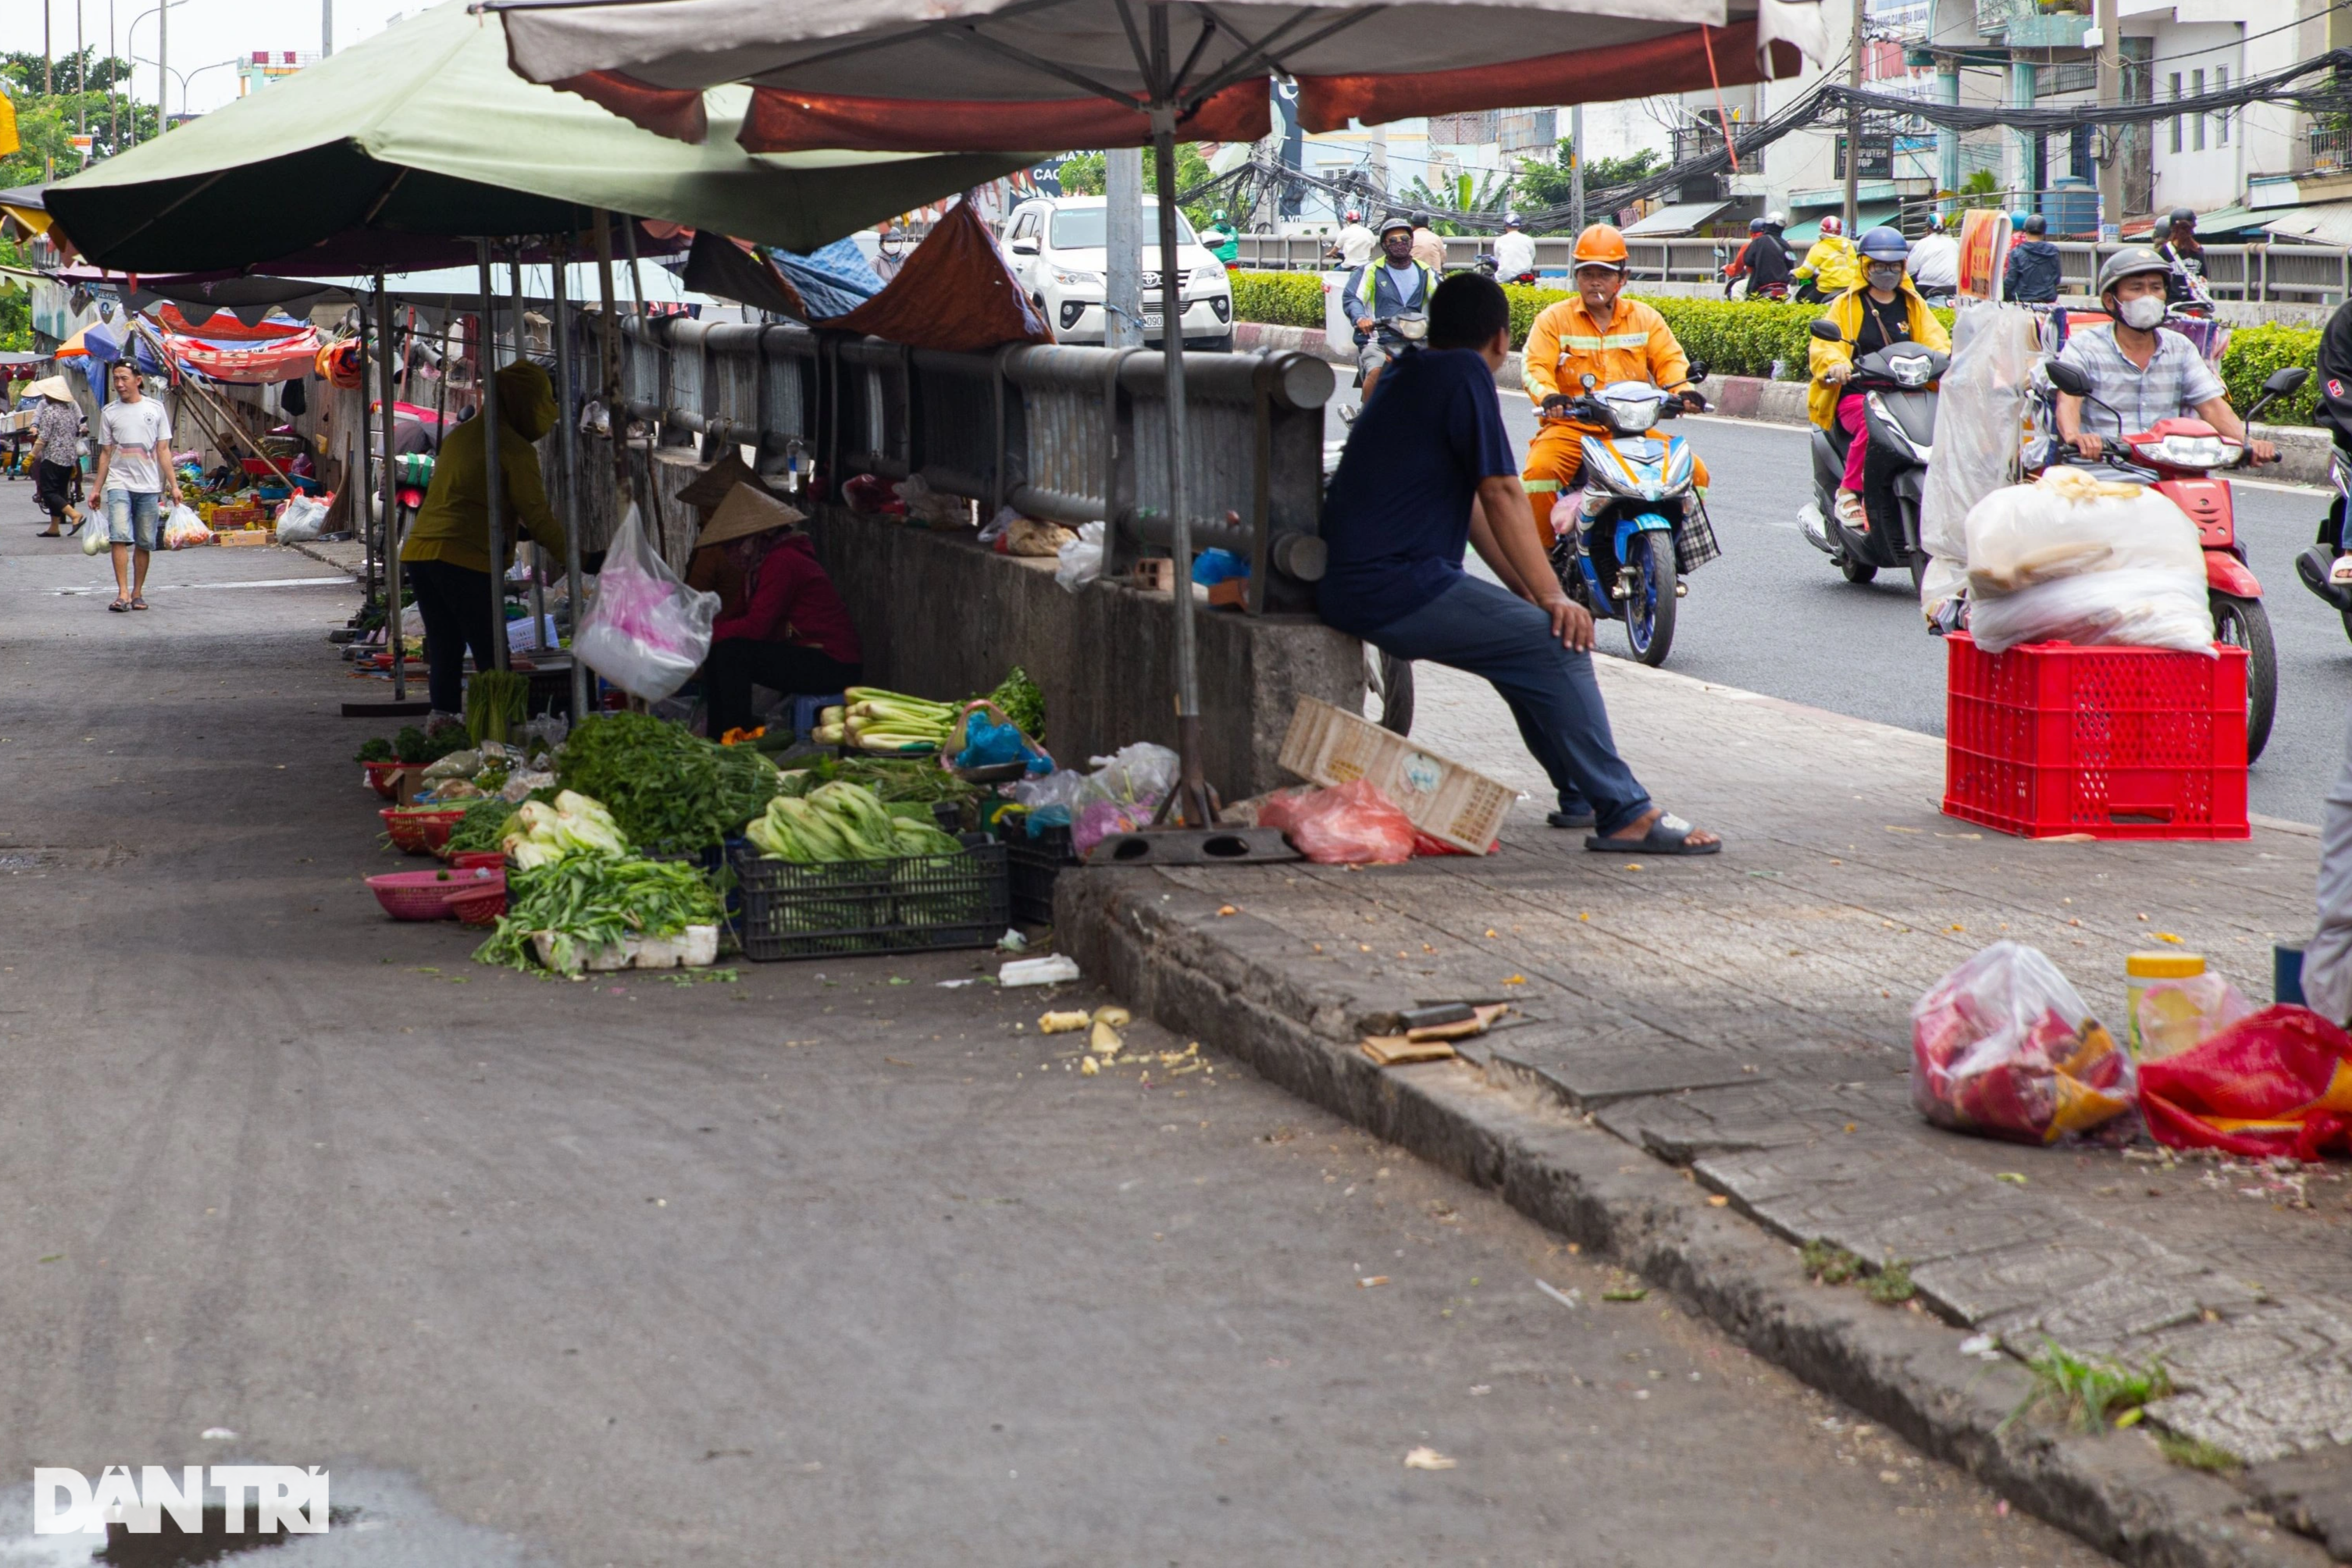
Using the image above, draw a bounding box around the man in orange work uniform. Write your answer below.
[1520,225,1708,538]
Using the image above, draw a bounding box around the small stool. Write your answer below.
[790,693,846,742]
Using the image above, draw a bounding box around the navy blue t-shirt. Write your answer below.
[1317,347,1518,637]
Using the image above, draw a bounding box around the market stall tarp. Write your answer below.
[42,0,1035,275]
[163,321,324,385]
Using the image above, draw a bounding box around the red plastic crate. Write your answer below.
[1942,633,2248,840]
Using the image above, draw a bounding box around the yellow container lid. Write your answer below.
[2126,951,2205,978]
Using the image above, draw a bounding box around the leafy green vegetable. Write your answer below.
[777,754,976,806]
[394,725,474,765]
[555,713,779,853]
[474,854,722,974]
[444,796,520,855]
[989,665,1045,739]
[356,736,397,764]
[746,780,963,862]
[506,791,633,868]
[465,670,532,747]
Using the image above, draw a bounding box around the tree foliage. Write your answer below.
[1045,144,1220,229]
[1511,141,1666,226]
[0,50,159,188]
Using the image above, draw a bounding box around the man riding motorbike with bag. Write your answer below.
[1348,216,1441,401]
[1809,226,1949,535]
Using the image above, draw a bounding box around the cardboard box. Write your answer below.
[1277,697,1515,855]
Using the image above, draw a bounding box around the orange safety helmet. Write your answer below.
[1571,223,1629,273]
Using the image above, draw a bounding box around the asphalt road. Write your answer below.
[0,492,2110,1566]
[1335,385,2349,824]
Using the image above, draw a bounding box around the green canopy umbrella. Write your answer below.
[43,0,1028,274]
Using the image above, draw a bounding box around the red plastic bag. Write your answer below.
[2140,1004,2352,1160]
[1259,780,1416,865]
[1911,941,2135,1145]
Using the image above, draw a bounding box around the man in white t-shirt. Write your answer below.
[1492,213,1538,282]
[1335,208,1376,269]
[89,360,176,612]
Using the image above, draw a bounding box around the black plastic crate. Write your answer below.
[729,833,1008,961]
[1001,821,1079,926]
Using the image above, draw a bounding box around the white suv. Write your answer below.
[1002,195,1234,350]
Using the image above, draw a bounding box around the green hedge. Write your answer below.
[1229,271,1324,330]
[1232,271,2330,425]
[2218,323,2322,428]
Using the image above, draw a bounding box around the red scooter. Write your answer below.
[2043,359,2308,762]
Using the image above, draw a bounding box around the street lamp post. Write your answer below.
[124,0,184,132]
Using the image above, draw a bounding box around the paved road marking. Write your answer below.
[52,576,354,596]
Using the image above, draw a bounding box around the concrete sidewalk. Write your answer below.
[1063,654,2352,1568]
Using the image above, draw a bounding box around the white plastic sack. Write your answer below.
[1965,568,2215,654]
[1055,521,1106,593]
[1087,742,1181,804]
[274,494,330,543]
[82,499,112,556]
[572,503,720,700]
[161,504,212,551]
[1919,304,2042,617]
[1963,472,2204,598]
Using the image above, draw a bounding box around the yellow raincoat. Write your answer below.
[1794,234,1860,294]
[1805,281,1950,430]
[401,360,566,576]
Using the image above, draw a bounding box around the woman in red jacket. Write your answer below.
[687,488,863,735]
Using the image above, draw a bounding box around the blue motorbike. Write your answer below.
[1543,372,1716,667]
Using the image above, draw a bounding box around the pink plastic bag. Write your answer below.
[1910,941,2136,1145]
[1072,794,1158,857]
[574,504,719,700]
[1259,780,1417,864]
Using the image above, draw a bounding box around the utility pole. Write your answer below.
[1570,102,1584,233]
[1103,146,1143,350]
[44,0,53,95]
[109,0,119,151]
[157,0,166,130]
[1841,0,1866,239]
[323,0,333,56]
[1368,122,1388,215]
[77,0,85,134]
[2094,0,2122,240]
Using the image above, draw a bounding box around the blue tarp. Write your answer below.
[768,238,884,320]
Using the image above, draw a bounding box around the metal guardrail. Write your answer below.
[1238,233,2352,305]
[611,315,1335,614]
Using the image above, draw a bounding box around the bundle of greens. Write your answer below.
[745,781,963,863]
[502,791,631,868]
[776,755,977,807]
[988,666,1045,740]
[465,670,532,747]
[811,688,956,753]
[474,855,722,974]
[393,725,475,766]
[555,713,779,853]
[443,796,521,856]
[356,736,397,764]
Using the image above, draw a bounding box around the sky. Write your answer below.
[6,0,415,116]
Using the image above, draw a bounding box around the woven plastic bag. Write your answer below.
[2140,1005,2352,1160]
[1911,941,2136,1144]
[573,503,719,700]
[1259,780,1417,865]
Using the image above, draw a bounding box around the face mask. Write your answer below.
[1867,265,1902,291]
[2116,295,2167,330]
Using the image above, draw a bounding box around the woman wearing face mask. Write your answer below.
[2052,249,2275,465]
[1808,226,1949,533]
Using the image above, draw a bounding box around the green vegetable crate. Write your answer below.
[729,833,1008,960]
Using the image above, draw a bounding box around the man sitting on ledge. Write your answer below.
[1316,271,1720,857]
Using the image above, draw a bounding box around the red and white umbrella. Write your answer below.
[484,0,1828,825]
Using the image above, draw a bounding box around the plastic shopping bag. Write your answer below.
[1964,568,2215,655]
[2140,1005,2352,1160]
[572,503,720,700]
[273,494,330,543]
[1919,304,2040,618]
[82,497,111,557]
[1258,780,1417,865]
[1073,795,1159,857]
[2134,973,2257,1063]
[1910,941,2136,1144]
[1964,471,2203,596]
[161,505,212,551]
[1055,521,1106,593]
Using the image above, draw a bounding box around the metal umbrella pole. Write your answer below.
[1145,6,1212,829]
[551,239,589,725]
[375,271,408,701]
[475,237,511,673]
[355,292,384,615]
[511,244,548,654]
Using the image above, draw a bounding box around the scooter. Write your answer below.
[1543,369,1713,667]
[2292,441,2352,643]
[2039,358,2306,762]
[1798,316,1945,591]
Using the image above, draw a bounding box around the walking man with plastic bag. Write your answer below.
[89,361,175,613]
[401,360,568,729]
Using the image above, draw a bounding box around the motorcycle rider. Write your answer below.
[1809,226,1950,533]
[1493,212,1538,283]
[1519,223,1708,536]
[1204,208,1241,267]
[1349,216,1441,400]
[2052,248,2274,465]
[2158,207,2212,310]
[1723,214,1794,299]
[2002,212,2062,304]
[1908,212,1959,302]
[1409,210,1446,272]
[1793,213,1859,303]
[2295,293,2352,608]
[1335,206,1377,269]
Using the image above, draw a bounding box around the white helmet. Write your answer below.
[1503,212,1523,229]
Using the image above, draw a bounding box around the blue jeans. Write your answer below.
[1363,575,1654,836]
[104,489,162,551]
